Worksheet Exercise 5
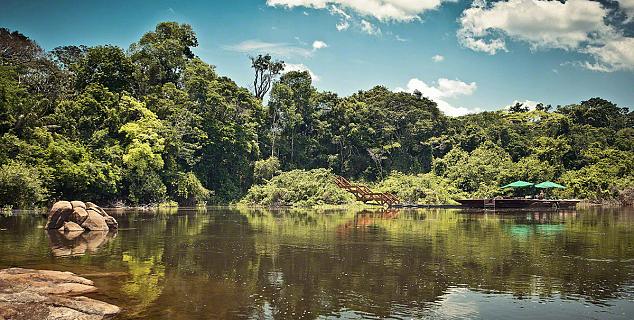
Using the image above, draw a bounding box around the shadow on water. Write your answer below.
[1,207,634,319]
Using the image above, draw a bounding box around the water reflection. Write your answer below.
[1,207,633,319]
[47,229,117,257]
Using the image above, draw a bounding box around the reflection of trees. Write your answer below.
[2,208,634,319]
[234,208,634,319]
[147,211,260,319]
[0,214,50,268]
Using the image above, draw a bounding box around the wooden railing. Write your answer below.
[334,176,400,207]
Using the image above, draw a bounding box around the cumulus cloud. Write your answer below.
[395,78,480,116]
[284,63,320,81]
[432,54,445,62]
[224,39,327,58]
[266,0,449,22]
[312,40,328,50]
[505,100,540,111]
[268,0,454,35]
[458,0,612,54]
[457,0,634,72]
[582,37,634,72]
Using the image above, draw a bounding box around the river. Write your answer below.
[1,207,634,319]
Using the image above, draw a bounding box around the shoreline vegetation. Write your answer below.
[1,22,633,210]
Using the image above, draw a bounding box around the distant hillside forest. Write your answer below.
[1,22,633,208]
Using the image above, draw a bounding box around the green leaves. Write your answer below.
[0,161,47,208]
[242,168,354,207]
[130,22,198,92]
[170,172,211,206]
[375,171,464,204]
[1,22,633,208]
[75,45,134,93]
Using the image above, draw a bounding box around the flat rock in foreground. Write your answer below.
[0,268,119,320]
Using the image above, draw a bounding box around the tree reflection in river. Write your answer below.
[0,207,633,319]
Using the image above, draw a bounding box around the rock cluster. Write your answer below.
[45,201,117,232]
[0,268,120,319]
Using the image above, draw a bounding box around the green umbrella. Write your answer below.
[501,181,534,188]
[535,181,565,189]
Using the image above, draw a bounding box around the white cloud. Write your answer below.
[329,5,351,30]
[361,19,381,35]
[266,0,450,22]
[582,37,634,72]
[432,54,445,62]
[505,100,540,111]
[336,20,350,31]
[224,39,327,58]
[436,78,477,97]
[329,4,350,19]
[395,35,408,42]
[395,78,480,116]
[269,1,453,34]
[312,40,328,50]
[458,0,613,54]
[457,0,634,72]
[284,63,320,81]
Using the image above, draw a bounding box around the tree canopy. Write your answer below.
[0,23,632,208]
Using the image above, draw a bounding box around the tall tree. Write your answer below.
[130,22,198,94]
[75,45,134,93]
[0,28,43,66]
[250,54,284,100]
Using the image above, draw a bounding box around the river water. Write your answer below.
[1,207,634,319]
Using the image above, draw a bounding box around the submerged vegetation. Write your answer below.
[0,23,632,208]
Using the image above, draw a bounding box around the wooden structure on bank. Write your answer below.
[335,176,400,207]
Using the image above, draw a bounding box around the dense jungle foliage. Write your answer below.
[1,22,632,208]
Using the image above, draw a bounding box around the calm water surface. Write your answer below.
[1,207,634,319]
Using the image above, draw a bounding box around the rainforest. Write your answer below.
[1,22,633,209]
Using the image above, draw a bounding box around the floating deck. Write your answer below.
[391,204,462,209]
[456,199,580,209]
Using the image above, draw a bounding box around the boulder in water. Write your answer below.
[70,200,86,209]
[80,211,109,231]
[70,207,89,225]
[45,201,117,232]
[62,221,84,232]
[45,201,73,230]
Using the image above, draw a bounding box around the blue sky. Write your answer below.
[2,0,633,115]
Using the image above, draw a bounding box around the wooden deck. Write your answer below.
[335,176,400,207]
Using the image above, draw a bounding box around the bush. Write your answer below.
[125,169,167,205]
[170,172,212,206]
[0,161,47,208]
[374,171,465,204]
[559,148,634,203]
[253,156,281,183]
[620,187,634,206]
[241,168,354,207]
[435,143,514,197]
